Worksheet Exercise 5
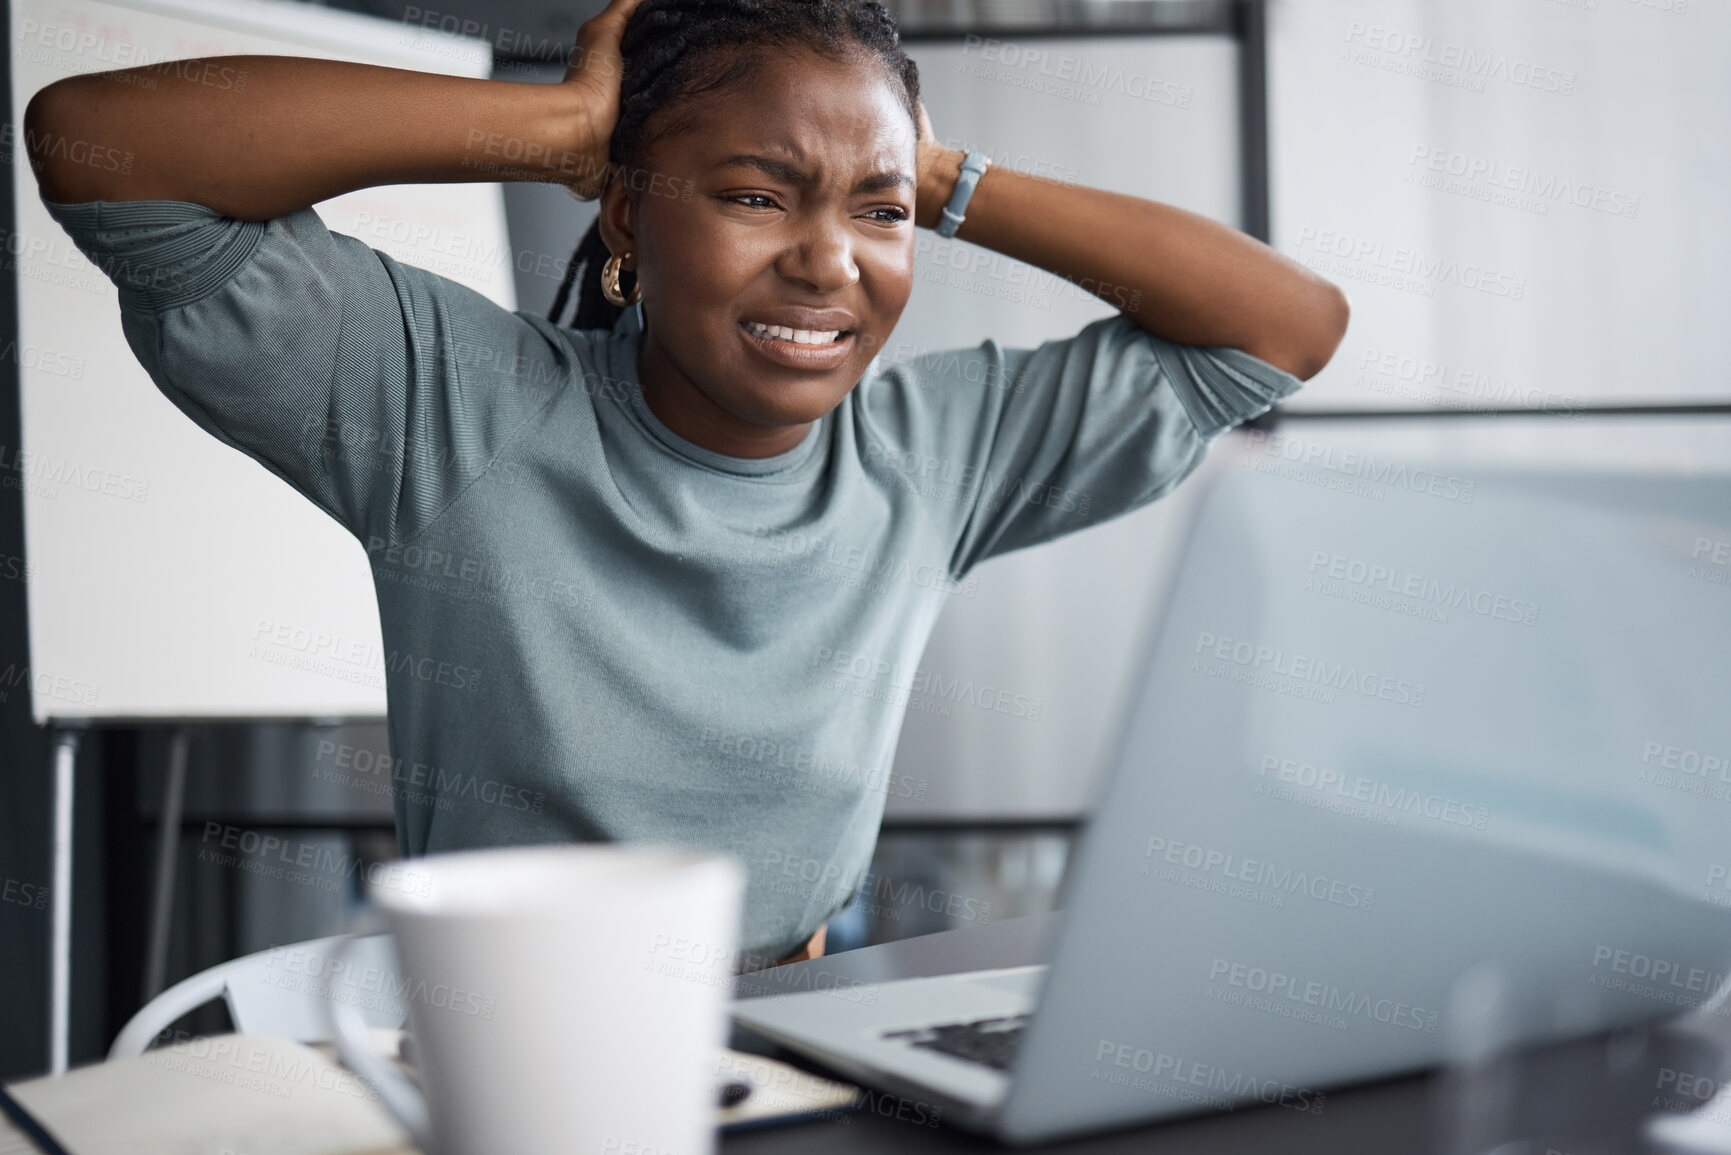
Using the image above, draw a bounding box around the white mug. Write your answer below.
[326,843,745,1155]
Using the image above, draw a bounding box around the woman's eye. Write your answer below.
[723,195,905,222]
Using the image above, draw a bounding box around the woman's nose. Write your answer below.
[777,217,860,293]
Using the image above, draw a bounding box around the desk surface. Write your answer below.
[727,913,1729,1154]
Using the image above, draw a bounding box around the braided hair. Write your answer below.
[545,0,921,332]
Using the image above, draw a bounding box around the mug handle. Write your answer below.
[325,921,433,1149]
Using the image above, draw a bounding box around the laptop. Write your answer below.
[732,432,1731,1145]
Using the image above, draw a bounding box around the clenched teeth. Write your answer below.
[745,321,844,345]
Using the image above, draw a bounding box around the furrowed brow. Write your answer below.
[857,171,913,193]
[716,154,811,184]
[716,154,913,194]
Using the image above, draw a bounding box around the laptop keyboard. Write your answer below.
[882,1013,1030,1072]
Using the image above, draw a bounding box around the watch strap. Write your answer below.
[936,150,990,239]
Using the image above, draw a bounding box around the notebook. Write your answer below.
[0,1033,860,1153]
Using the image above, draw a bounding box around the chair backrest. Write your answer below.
[110,933,406,1059]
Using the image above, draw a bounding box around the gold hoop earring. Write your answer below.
[601,252,641,307]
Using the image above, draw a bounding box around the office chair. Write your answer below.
[108,932,405,1059]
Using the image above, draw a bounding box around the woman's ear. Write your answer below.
[596,168,637,268]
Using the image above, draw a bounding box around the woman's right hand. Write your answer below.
[24,9,655,217]
[560,0,652,200]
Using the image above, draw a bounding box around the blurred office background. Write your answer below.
[3,0,1727,1076]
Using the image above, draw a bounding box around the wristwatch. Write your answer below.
[936,150,991,239]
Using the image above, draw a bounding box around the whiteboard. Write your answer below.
[11,0,517,720]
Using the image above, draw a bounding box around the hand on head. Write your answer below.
[562,0,654,200]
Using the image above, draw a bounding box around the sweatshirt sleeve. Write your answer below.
[853,311,1304,577]
[39,195,575,550]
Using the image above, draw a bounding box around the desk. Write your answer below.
[728,914,1731,1154]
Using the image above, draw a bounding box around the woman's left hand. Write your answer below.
[913,100,963,230]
